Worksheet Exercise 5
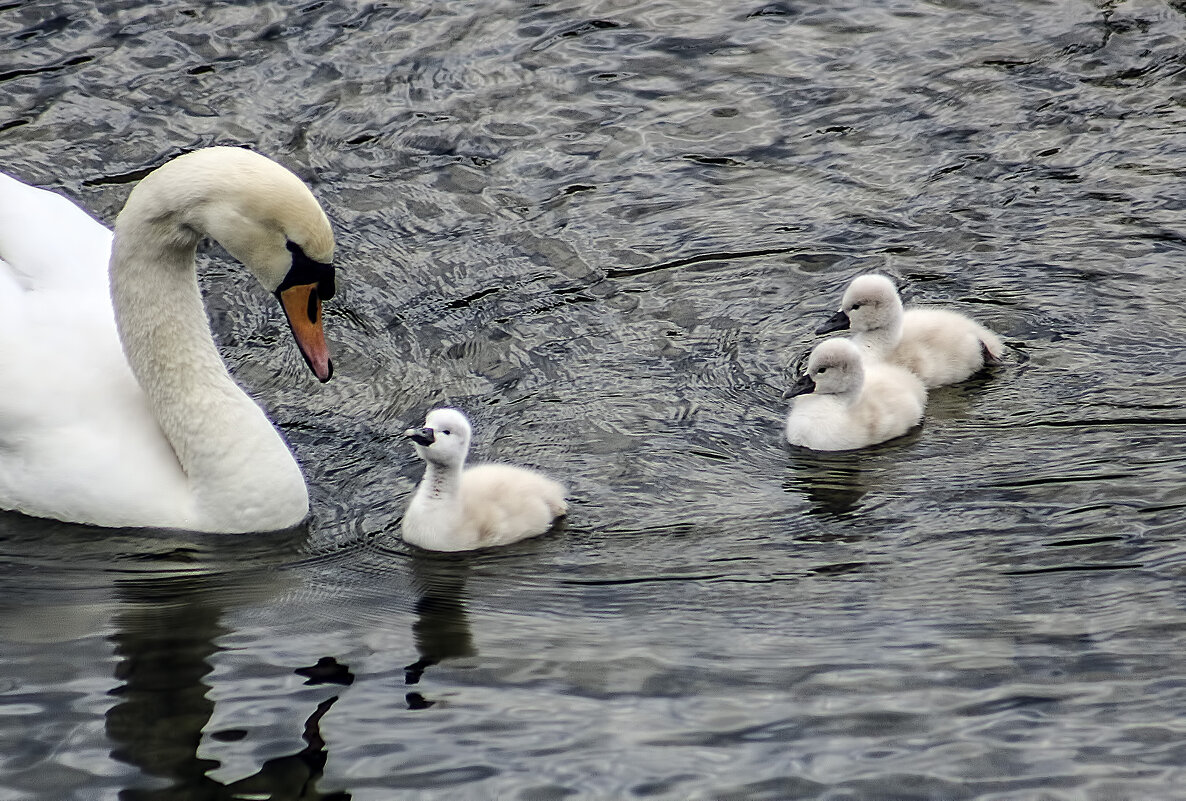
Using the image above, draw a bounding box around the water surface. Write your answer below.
[3,0,1186,798]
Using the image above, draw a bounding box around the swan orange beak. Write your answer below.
[278,282,333,382]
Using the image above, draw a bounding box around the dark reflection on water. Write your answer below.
[785,451,871,521]
[403,556,477,708]
[5,0,1186,797]
[106,573,352,801]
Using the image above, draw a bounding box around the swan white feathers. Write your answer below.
[817,273,1004,387]
[0,147,337,533]
[401,408,567,552]
[785,338,926,451]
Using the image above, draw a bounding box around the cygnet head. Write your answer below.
[120,147,337,381]
[816,273,904,337]
[785,338,865,399]
[404,408,473,468]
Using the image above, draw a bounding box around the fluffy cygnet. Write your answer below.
[401,408,567,552]
[785,338,926,451]
[817,273,1004,388]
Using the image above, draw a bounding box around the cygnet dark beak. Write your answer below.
[815,310,851,335]
[404,427,435,447]
[783,374,817,399]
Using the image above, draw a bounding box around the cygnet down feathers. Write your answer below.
[401,408,567,552]
[785,338,927,451]
[817,273,1004,388]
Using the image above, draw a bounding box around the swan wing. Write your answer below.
[0,171,192,528]
[0,172,112,294]
[461,464,566,547]
[897,308,994,387]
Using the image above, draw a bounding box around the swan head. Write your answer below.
[271,241,336,383]
[815,273,904,337]
[404,407,473,468]
[127,147,338,381]
[785,338,864,399]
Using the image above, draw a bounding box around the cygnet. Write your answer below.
[785,338,926,451]
[401,408,567,552]
[817,273,1004,387]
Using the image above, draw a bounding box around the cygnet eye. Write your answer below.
[817,366,828,374]
[441,429,451,435]
[849,303,862,311]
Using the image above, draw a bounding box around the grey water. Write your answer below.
[3,0,1186,798]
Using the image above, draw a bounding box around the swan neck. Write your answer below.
[856,322,900,358]
[111,223,219,390]
[108,214,306,530]
[422,462,463,501]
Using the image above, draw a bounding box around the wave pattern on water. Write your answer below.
[4,0,1186,798]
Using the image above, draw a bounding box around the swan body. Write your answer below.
[785,338,926,451]
[401,408,567,552]
[817,273,1004,387]
[0,147,337,533]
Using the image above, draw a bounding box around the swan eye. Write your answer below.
[283,241,336,300]
[442,429,451,435]
[817,366,828,374]
[849,303,861,311]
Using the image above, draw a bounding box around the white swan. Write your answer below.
[0,147,338,533]
[816,273,1004,387]
[785,338,926,451]
[401,408,567,552]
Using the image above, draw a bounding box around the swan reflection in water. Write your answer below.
[105,570,351,801]
[784,451,872,523]
[403,556,477,710]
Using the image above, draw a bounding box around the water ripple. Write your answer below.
[4,0,1186,797]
